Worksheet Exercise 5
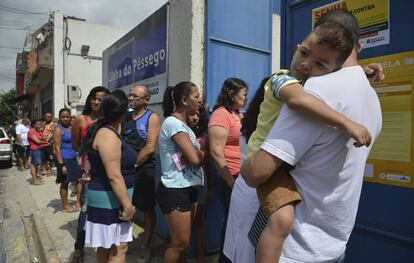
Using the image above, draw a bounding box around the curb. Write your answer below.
[32,210,60,263]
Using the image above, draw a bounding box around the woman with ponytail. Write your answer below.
[158,81,205,263]
[84,90,136,262]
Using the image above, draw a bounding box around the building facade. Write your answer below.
[17,11,127,118]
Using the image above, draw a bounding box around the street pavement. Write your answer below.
[0,164,218,262]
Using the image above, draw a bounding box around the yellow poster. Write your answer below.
[312,0,389,49]
[359,51,414,189]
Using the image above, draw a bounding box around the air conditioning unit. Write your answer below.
[67,85,82,104]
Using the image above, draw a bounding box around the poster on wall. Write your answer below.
[312,0,389,49]
[103,4,168,104]
[359,50,414,189]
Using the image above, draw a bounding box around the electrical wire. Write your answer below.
[0,73,14,81]
[0,5,48,16]
[0,26,29,31]
[0,45,21,50]
[0,77,14,83]
[0,22,29,27]
[0,56,15,59]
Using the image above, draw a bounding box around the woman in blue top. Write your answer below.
[54,108,82,213]
[83,90,137,262]
[158,81,205,263]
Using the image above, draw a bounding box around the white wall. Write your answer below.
[53,11,65,116]
[167,0,205,91]
[149,0,205,118]
[53,11,127,115]
[272,13,281,72]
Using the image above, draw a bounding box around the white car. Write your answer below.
[0,127,13,167]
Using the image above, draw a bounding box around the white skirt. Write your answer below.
[84,220,133,249]
[223,176,260,263]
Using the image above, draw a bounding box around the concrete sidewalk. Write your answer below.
[24,167,161,262]
[18,166,218,262]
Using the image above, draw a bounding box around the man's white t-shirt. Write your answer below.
[261,66,382,262]
[15,123,30,146]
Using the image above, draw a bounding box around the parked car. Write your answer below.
[0,127,13,167]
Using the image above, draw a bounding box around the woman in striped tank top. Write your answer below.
[83,90,136,262]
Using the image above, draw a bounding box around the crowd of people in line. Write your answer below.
[9,9,385,263]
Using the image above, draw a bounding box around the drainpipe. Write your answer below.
[52,11,71,117]
[62,16,71,110]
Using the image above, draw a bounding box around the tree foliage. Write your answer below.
[0,89,19,128]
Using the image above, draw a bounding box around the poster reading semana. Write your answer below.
[312,0,389,49]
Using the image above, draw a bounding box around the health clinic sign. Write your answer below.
[312,0,389,49]
[104,4,168,103]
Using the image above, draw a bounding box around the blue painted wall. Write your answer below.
[205,0,273,112]
[203,0,273,253]
[273,0,281,14]
[281,1,414,262]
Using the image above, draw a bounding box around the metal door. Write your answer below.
[281,1,414,262]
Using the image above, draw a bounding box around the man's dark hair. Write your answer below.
[311,21,354,66]
[241,76,268,143]
[314,9,359,45]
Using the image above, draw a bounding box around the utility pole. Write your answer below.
[0,99,19,119]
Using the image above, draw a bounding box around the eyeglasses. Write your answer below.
[128,93,148,100]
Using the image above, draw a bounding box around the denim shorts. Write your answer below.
[30,148,44,165]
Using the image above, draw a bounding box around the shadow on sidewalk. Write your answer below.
[59,218,78,240]
[46,198,80,214]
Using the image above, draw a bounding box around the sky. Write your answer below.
[0,0,168,93]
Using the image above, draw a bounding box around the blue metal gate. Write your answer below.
[204,0,273,253]
[205,0,273,111]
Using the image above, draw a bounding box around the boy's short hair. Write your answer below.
[312,21,353,66]
[314,9,359,45]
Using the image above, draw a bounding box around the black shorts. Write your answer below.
[156,182,198,214]
[132,167,156,211]
[18,145,30,159]
[42,145,54,161]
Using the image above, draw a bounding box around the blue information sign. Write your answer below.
[105,4,167,102]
